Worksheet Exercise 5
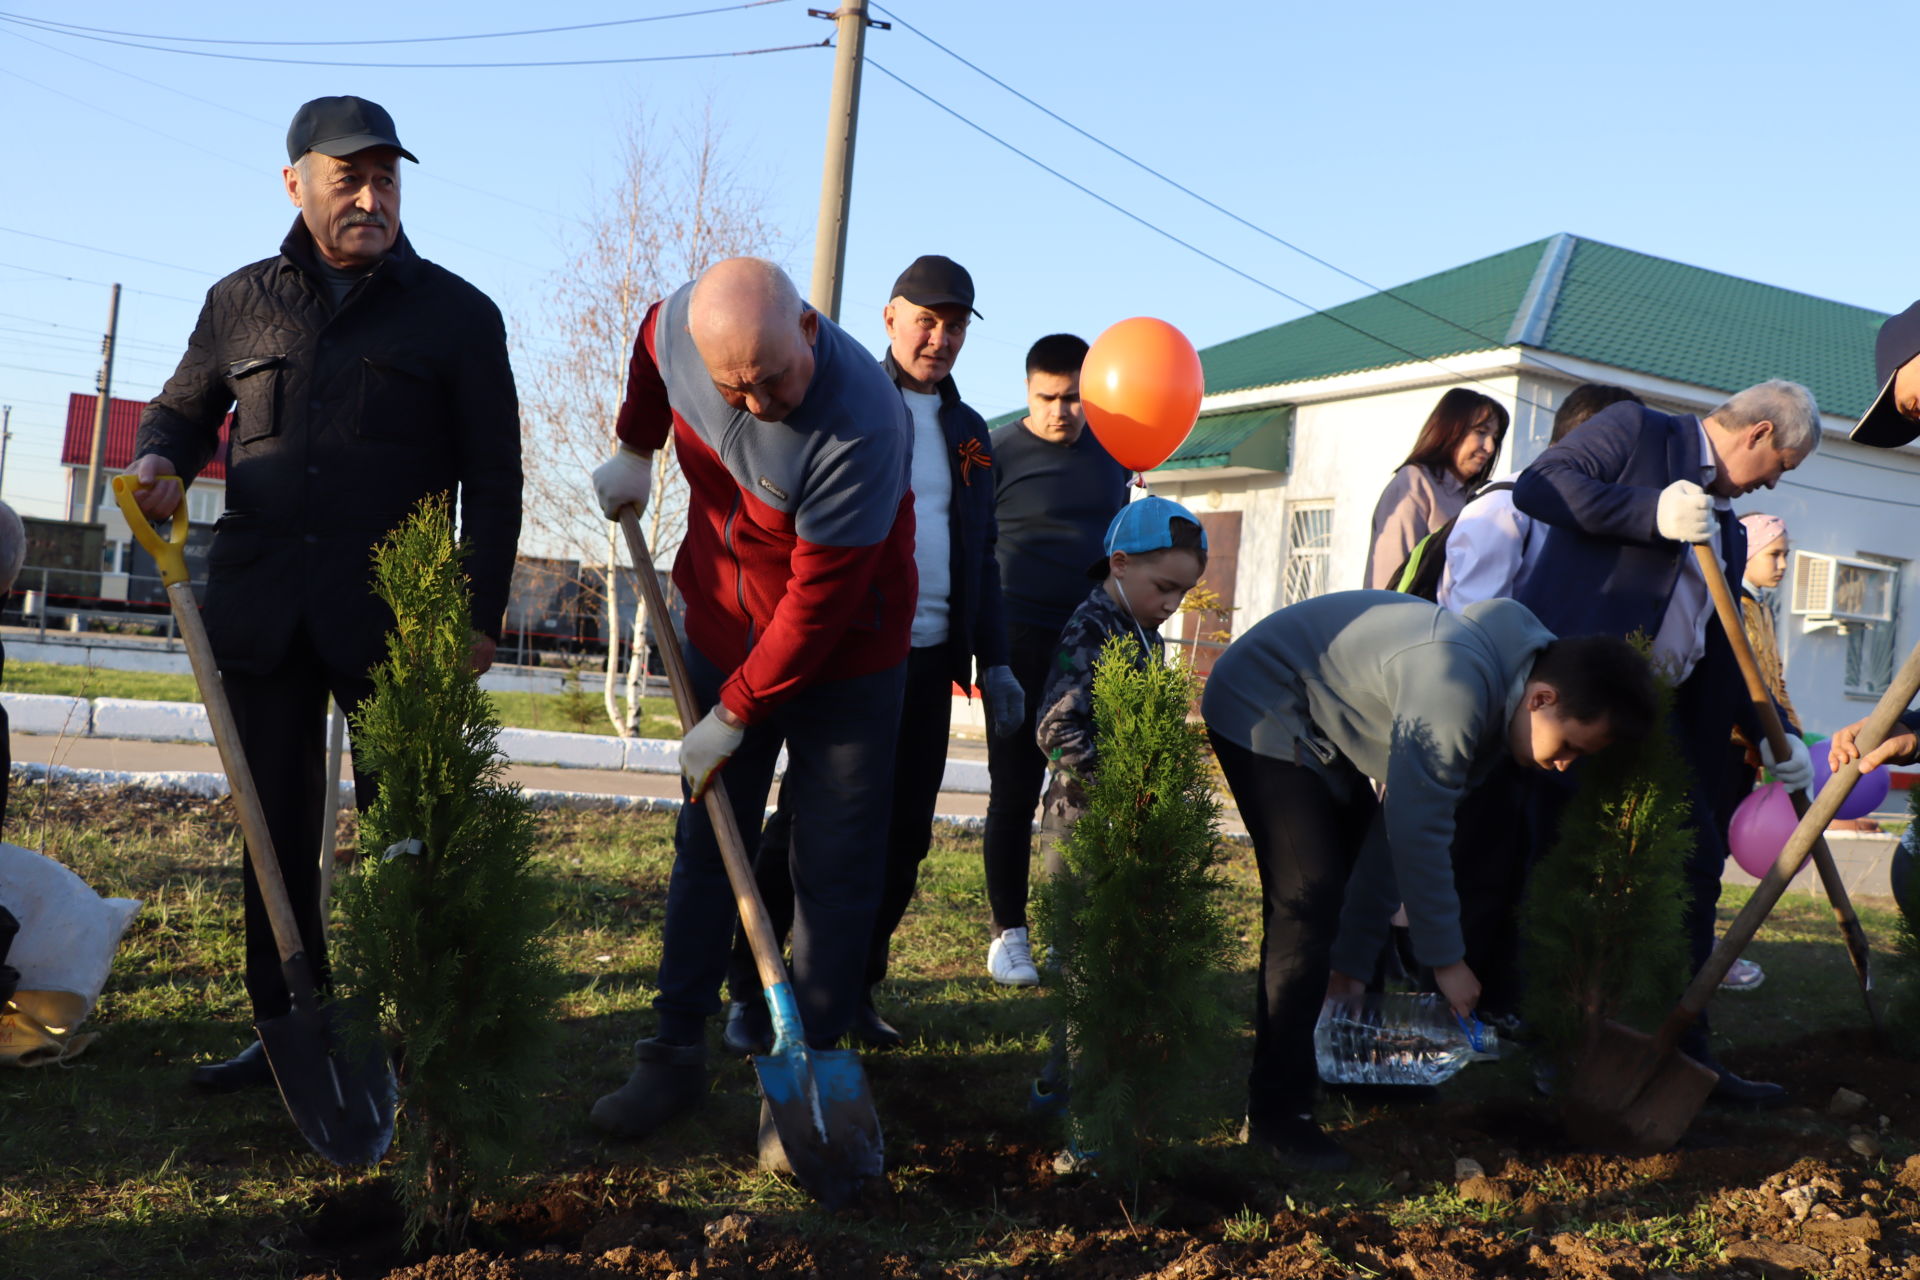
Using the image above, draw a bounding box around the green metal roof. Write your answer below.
[1199,234,1888,420]
[1161,405,1293,471]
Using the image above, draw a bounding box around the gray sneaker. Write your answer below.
[589,1037,707,1138]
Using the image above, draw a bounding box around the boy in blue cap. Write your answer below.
[1035,496,1208,836]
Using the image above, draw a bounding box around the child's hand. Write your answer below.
[1433,961,1481,1019]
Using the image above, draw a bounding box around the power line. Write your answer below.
[2,24,589,228]
[0,314,180,354]
[0,64,259,175]
[0,262,199,305]
[0,226,221,278]
[0,14,829,68]
[864,58,1558,417]
[870,4,1596,388]
[0,2,790,47]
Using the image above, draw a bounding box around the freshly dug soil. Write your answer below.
[294,1024,1920,1280]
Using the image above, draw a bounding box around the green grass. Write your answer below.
[0,788,1913,1279]
[1,660,682,738]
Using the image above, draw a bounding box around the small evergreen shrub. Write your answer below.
[334,496,561,1248]
[1520,676,1691,1065]
[1034,637,1233,1186]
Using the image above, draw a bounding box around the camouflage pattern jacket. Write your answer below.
[1035,584,1165,829]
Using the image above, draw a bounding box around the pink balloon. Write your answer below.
[1727,783,1805,880]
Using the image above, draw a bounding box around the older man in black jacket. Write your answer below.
[127,95,522,1092]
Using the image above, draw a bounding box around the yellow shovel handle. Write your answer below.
[110,474,190,587]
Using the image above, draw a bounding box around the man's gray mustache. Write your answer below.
[342,213,388,228]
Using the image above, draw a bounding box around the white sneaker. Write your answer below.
[988,927,1041,987]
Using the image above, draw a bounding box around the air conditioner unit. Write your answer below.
[1790,551,1896,634]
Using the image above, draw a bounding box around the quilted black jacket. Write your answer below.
[135,218,522,675]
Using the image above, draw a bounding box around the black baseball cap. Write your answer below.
[286,95,418,165]
[1852,299,1920,448]
[890,255,981,318]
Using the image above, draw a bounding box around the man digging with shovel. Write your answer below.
[588,258,915,1147]
[126,96,522,1096]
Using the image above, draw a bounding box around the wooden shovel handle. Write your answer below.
[616,508,791,997]
[1690,544,1880,1010]
[114,475,308,968]
[168,579,309,967]
[1659,630,1920,1044]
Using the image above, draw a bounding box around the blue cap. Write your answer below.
[1090,496,1205,577]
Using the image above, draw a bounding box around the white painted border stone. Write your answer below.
[1,693,92,736]
[91,698,212,743]
[494,728,626,771]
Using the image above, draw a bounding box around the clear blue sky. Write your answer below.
[1,0,1911,524]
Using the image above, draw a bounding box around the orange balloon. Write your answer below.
[1080,317,1204,472]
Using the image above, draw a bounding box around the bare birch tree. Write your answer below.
[516,103,781,735]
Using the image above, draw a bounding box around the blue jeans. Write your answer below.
[652,645,905,1046]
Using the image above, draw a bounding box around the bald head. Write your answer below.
[688,257,819,422]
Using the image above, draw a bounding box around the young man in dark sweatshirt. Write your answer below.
[980,334,1130,985]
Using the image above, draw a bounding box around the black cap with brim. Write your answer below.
[1853,299,1920,448]
[287,95,418,165]
[890,254,982,319]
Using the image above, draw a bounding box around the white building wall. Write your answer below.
[1152,375,1524,630]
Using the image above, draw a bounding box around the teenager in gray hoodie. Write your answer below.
[1201,591,1656,1171]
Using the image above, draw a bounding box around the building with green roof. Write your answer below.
[1141,233,1914,736]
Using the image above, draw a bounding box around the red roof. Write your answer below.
[63,394,229,481]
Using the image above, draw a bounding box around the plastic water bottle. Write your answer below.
[1313,992,1496,1086]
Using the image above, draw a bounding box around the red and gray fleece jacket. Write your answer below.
[614,284,917,725]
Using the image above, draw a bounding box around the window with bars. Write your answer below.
[1844,552,1906,698]
[1283,502,1335,605]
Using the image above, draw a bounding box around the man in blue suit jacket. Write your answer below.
[1512,379,1820,1106]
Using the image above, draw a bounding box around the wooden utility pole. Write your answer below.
[807,2,879,322]
[81,282,121,523]
[0,404,11,497]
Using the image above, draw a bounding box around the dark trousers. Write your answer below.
[981,621,1061,932]
[1210,730,1378,1124]
[726,643,950,1004]
[224,625,376,1021]
[1446,760,1532,1017]
[1671,674,1739,1017]
[657,645,904,1046]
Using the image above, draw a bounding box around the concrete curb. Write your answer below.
[1,693,994,793]
[3,693,92,736]
[6,762,998,830]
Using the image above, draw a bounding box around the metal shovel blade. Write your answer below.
[1562,1019,1717,1154]
[753,1041,883,1210]
[257,995,396,1168]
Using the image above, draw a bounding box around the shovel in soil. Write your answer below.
[1693,544,1884,1040]
[616,507,883,1209]
[1564,634,1920,1154]
[114,476,395,1167]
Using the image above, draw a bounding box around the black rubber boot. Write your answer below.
[589,1038,708,1138]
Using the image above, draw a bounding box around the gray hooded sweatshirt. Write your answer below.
[1201,590,1554,971]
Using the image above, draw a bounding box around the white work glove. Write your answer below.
[981,665,1024,740]
[1655,479,1712,543]
[592,446,653,520]
[680,708,746,801]
[1761,734,1813,794]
